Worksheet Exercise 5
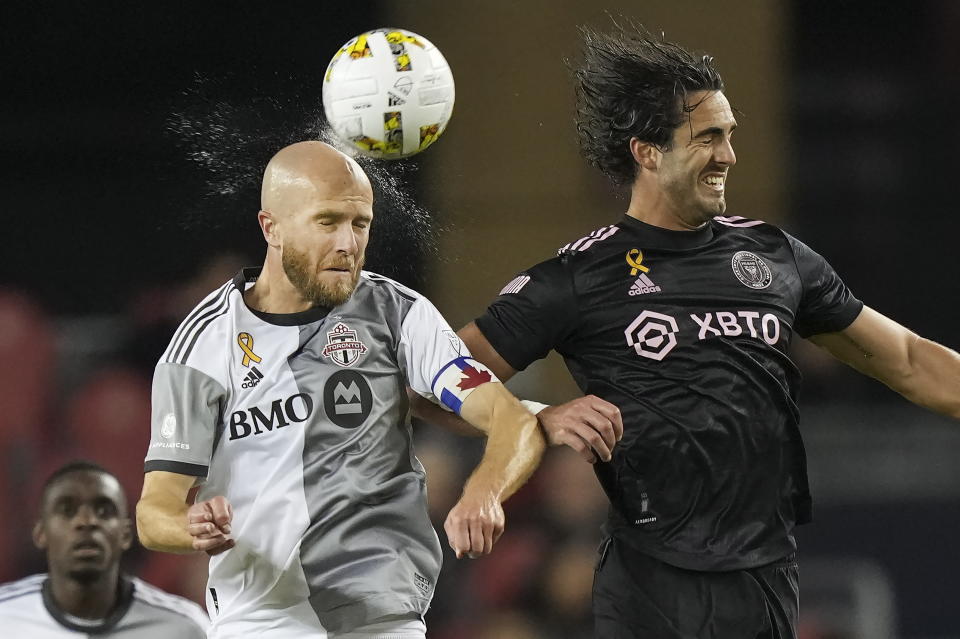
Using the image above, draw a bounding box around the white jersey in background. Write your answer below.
[0,573,207,638]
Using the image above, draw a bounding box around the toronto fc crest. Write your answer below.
[322,322,368,367]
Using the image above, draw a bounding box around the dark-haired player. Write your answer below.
[451,26,960,638]
[0,461,207,637]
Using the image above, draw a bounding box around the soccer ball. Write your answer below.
[322,28,455,159]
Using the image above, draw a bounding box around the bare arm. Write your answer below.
[137,471,235,555]
[443,381,545,558]
[453,322,623,463]
[810,305,960,418]
[407,387,485,437]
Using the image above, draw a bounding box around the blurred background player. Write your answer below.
[441,25,960,639]
[136,141,545,639]
[0,461,207,637]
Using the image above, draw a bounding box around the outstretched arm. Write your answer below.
[137,471,235,555]
[443,381,545,558]
[810,305,960,418]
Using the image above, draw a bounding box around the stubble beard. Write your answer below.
[663,174,726,226]
[282,245,364,308]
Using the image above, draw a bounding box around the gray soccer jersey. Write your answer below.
[0,574,207,638]
[144,268,497,637]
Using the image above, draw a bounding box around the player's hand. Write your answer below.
[186,496,235,556]
[537,395,623,463]
[443,489,505,559]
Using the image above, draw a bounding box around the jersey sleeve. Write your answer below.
[144,362,227,477]
[474,256,579,371]
[399,296,500,415]
[785,233,864,338]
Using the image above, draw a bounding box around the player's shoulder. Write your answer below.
[159,274,242,367]
[711,216,815,259]
[711,215,789,240]
[358,271,425,304]
[557,222,624,257]
[130,577,208,629]
[0,574,45,606]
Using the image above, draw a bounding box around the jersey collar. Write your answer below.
[619,214,714,249]
[42,574,134,634]
[233,267,332,326]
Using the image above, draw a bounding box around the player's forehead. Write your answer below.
[681,90,736,134]
[306,196,375,221]
[44,471,124,509]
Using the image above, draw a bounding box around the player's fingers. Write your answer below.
[443,513,468,559]
[192,535,230,553]
[466,516,483,557]
[579,409,617,451]
[208,496,233,533]
[186,502,213,524]
[480,516,495,555]
[187,522,222,538]
[591,397,624,441]
[557,430,598,463]
[571,417,614,461]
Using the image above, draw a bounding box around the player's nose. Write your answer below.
[714,136,736,166]
[332,224,360,255]
[72,504,100,528]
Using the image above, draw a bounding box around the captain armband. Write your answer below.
[431,357,500,415]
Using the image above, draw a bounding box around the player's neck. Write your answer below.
[245,259,315,314]
[626,184,708,232]
[49,568,119,620]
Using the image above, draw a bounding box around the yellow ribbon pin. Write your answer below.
[626,249,650,276]
[237,332,262,367]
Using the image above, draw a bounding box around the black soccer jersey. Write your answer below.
[476,214,863,571]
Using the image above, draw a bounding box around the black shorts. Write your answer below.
[593,537,799,639]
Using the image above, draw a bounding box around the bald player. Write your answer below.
[136,141,545,639]
[0,461,207,637]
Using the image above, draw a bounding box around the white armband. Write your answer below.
[520,400,549,415]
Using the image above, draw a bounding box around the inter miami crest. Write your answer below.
[321,322,368,367]
[731,251,772,289]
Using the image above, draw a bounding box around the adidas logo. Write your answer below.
[241,366,264,389]
[629,274,662,296]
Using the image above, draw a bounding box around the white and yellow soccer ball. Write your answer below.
[322,28,455,159]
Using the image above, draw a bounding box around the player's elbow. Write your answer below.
[134,497,169,551]
[134,499,158,549]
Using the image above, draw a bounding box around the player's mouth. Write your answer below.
[322,261,355,275]
[700,173,726,194]
[71,539,105,559]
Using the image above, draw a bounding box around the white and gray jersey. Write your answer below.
[0,574,207,638]
[145,268,497,636]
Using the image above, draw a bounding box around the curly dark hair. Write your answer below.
[574,24,725,186]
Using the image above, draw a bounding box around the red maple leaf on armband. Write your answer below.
[457,366,492,391]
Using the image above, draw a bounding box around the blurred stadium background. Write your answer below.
[2,1,959,637]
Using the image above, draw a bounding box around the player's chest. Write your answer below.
[577,245,802,355]
[219,315,401,446]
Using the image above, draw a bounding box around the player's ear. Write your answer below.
[32,520,47,550]
[630,137,661,172]
[258,210,282,248]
